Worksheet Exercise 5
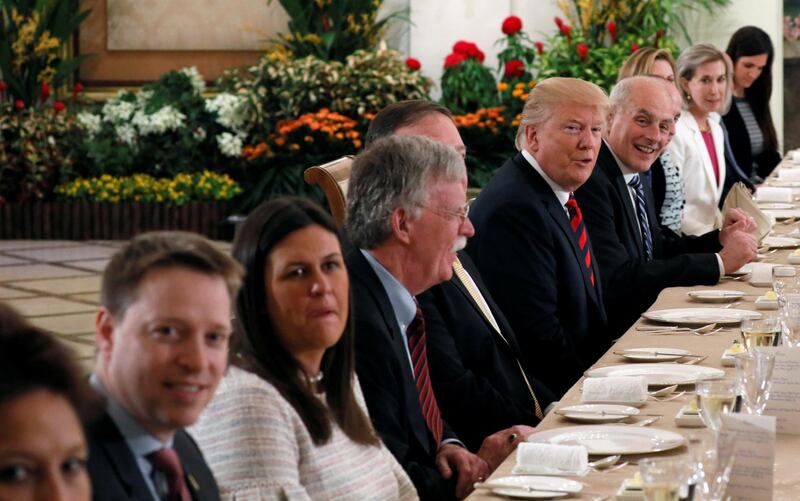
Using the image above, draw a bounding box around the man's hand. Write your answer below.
[720,208,757,246]
[719,230,758,274]
[436,443,490,499]
[476,425,537,472]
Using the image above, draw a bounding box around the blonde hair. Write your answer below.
[618,48,679,87]
[515,77,609,150]
[676,43,733,114]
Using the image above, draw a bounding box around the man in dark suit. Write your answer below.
[363,100,555,468]
[88,231,243,501]
[575,76,757,336]
[467,77,611,398]
[346,134,489,500]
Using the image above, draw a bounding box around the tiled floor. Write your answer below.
[0,240,231,371]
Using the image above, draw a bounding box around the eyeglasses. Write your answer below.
[418,198,475,224]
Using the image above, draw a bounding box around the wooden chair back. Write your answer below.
[303,156,353,227]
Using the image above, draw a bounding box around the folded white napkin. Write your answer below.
[581,376,647,403]
[791,150,800,163]
[757,187,794,203]
[511,442,589,475]
[779,169,800,181]
[749,262,776,287]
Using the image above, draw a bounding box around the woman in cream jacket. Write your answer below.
[667,44,731,235]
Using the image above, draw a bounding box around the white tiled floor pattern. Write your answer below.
[0,240,231,371]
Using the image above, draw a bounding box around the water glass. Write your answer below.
[695,379,737,433]
[639,457,689,501]
[740,316,781,353]
[694,430,738,501]
[734,351,775,415]
[779,292,800,347]
[771,265,797,296]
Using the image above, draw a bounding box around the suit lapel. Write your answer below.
[347,250,435,454]
[173,431,211,501]
[600,144,643,259]
[93,414,154,500]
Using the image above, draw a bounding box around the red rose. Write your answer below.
[453,40,472,55]
[72,82,85,100]
[606,21,617,42]
[475,48,485,63]
[554,16,564,28]
[0,81,6,92]
[40,82,50,101]
[577,43,589,61]
[444,52,466,69]
[655,29,665,40]
[534,41,545,55]
[53,101,66,113]
[405,58,421,71]
[630,42,640,53]
[559,24,571,42]
[504,59,525,78]
[502,15,523,35]
[14,99,24,110]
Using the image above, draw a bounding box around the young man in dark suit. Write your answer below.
[88,231,243,501]
[467,78,611,398]
[575,76,757,336]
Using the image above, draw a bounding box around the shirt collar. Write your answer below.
[521,149,571,206]
[360,249,417,331]
[604,140,639,184]
[90,373,173,456]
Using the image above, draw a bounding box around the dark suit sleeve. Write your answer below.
[577,172,720,332]
[468,201,585,395]
[418,287,536,451]
[352,293,456,501]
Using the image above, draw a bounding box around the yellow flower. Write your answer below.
[512,89,523,97]
[497,82,509,92]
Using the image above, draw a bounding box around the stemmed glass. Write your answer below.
[695,379,738,433]
[771,265,796,297]
[734,351,776,415]
[694,430,739,501]
[639,457,689,501]
[740,316,781,353]
[778,287,800,347]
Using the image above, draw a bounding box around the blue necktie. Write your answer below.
[628,175,653,261]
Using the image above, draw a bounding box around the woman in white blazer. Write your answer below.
[667,44,732,235]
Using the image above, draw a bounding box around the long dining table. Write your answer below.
[467,185,800,500]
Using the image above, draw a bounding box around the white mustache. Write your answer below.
[452,236,467,253]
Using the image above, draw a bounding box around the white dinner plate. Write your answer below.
[642,307,761,325]
[768,180,800,187]
[763,236,800,248]
[483,476,582,499]
[527,425,687,455]
[757,202,795,210]
[687,290,745,303]
[555,404,639,423]
[616,347,690,362]
[729,263,753,276]
[762,210,800,221]
[585,363,725,386]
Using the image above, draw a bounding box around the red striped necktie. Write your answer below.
[565,193,595,287]
[146,448,191,501]
[407,302,444,446]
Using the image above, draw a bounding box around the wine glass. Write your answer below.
[740,316,781,353]
[778,289,800,347]
[639,457,689,501]
[734,351,776,415]
[695,379,737,433]
[694,430,738,501]
[771,265,797,297]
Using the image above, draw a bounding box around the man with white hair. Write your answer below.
[575,75,757,336]
[345,134,489,500]
[467,77,611,398]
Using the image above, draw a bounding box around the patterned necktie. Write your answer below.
[407,302,444,446]
[146,448,191,501]
[627,175,654,261]
[452,258,544,420]
[564,193,595,287]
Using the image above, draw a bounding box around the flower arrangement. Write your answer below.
[0,100,81,202]
[71,67,249,178]
[495,15,537,83]
[267,0,403,61]
[54,171,241,205]
[496,80,536,121]
[453,107,515,186]
[218,48,431,138]
[0,1,90,107]
[440,41,497,114]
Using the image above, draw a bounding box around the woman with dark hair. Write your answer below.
[0,302,93,501]
[723,26,781,180]
[192,197,416,500]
